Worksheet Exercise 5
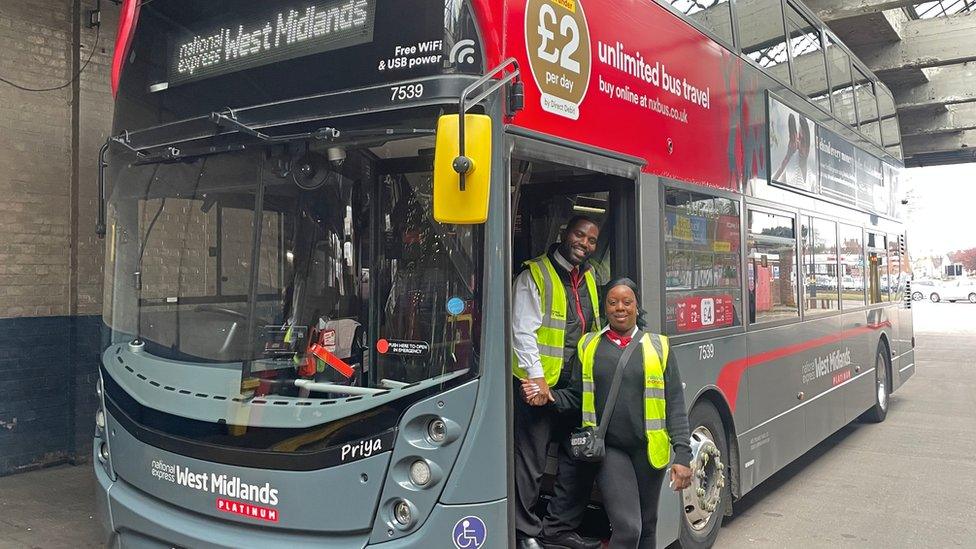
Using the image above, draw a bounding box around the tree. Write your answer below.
[948,248,976,275]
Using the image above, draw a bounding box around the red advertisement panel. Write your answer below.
[675,294,735,333]
[479,0,742,190]
[717,215,741,252]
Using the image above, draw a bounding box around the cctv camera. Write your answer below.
[327,146,346,169]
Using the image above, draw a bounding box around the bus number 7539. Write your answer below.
[699,343,715,361]
[390,83,424,102]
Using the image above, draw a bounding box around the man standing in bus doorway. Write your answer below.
[512,216,603,549]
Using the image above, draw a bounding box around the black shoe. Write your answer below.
[516,537,545,549]
[540,531,603,549]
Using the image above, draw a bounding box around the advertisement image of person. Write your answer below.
[511,216,604,549]
[532,278,693,548]
[772,112,813,189]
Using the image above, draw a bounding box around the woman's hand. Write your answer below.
[670,464,693,491]
[521,378,554,406]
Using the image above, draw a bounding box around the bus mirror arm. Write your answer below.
[96,132,151,238]
[96,140,108,238]
[456,58,521,191]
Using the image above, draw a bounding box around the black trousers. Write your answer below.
[596,445,666,549]
[541,436,595,537]
[513,379,589,539]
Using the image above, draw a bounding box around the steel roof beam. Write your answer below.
[899,103,976,136]
[893,62,976,109]
[803,0,918,22]
[857,10,976,72]
[902,129,976,155]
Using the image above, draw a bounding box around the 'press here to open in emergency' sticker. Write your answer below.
[376,339,430,356]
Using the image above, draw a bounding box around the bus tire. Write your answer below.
[862,343,890,423]
[678,401,729,549]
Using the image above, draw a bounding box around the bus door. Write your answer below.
[508,136,640,283]
[743,205,808,478]
[505,134,641,532]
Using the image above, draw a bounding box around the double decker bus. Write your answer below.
[94,0,914,547]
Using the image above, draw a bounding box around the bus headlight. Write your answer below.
[95,409,105,429]
[393,499,413,526]
[427,418,447,443]
[408,460,431,487]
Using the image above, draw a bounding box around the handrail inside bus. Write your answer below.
[292,379,387,396]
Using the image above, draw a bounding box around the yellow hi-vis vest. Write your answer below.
[513,254,601,387]
[579,331,672,469]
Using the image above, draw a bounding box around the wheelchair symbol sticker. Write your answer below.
[452,515,487,548]
[447,297,466,316]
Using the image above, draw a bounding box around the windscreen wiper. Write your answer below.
[210,109,341,143]
[128,112,434,164]
[132,143,248,166]
[210,109,434,144]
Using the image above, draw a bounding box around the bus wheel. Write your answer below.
[679,401,729,548]
[862,344,890,423]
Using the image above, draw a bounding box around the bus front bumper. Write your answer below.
[95,459,508,548]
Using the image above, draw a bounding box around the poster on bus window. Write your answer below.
[666,212,708,245]
[817,127,857,204]
[884,163,900,218]
[769,97,818,193]
[716,215,741,253]
[854,149,884,214]
[674,294,735,333]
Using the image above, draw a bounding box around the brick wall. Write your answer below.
[0,0,117,475]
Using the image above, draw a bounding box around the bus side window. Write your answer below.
[747,209,799,324]
[839,225,866,309]
[802,217,839,316]
[664,188,743,335]
[659,0,733,46]
[738,0,789,82]
[867,232,887,305]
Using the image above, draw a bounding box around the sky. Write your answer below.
[902,163,976,258]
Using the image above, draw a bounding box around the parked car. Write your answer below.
[911,279,937,301]
[815,274,838,290]
[842,275,864,291]
[928,279,976,303]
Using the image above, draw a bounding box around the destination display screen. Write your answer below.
[818,126,857,205]
[168,0,377,86]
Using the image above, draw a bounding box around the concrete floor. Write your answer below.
[0,300,972,548]
[0,463,101,548]
[717,300,976,548]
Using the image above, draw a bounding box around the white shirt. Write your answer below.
[512,250,578,379]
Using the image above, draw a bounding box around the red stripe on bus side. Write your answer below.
[717,321,891,413]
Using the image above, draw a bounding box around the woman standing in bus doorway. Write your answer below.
[527,278,693,548]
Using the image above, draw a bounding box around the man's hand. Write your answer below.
[521,377,553,406]
[670,464,693,491]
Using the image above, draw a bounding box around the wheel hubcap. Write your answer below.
[682,426,725,532]
[876,354,887,410]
